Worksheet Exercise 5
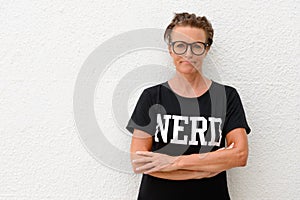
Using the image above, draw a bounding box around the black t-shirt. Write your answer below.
[126,80,251,200]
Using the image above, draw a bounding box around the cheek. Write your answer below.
[169,54,178,63]
[172,54,182,63]
[195,55,206,62]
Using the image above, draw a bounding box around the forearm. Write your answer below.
[175,147,247,172]
[132,129,249,174]
[132,153,220,180]
[148,169,214,180]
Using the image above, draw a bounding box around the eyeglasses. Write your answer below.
[170,41,209,56]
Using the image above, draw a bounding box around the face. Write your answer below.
[168,26,209,74]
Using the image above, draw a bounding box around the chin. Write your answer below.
[176,64,200,74]
[176,67,198,74]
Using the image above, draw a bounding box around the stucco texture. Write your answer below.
[0,0,299,199]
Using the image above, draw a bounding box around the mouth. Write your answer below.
[180,61,194,65]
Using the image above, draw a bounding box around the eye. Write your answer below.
[193,44,203,49]
[175,43,185,48]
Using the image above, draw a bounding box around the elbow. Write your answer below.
[131,162,141,174]
[130,153,138,174]
[239,157,248,167]
[130,158,140,174]
[131,163,137,174]
[133,168,140,174]
[130,154,142,174]
[236,149,248,167]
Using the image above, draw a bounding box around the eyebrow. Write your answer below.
[171,40,207,44]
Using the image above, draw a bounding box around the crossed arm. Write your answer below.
[130,128,248,180]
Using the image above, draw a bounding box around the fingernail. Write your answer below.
[136,168,139,171]
[132,160,136,163]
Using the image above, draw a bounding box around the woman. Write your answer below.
[126,12,251,200]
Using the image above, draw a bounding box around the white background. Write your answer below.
[1,0,299,199]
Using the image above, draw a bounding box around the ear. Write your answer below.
[204,47,210,56]
[168,45,173,56]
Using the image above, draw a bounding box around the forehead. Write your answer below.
[171,26,206,42]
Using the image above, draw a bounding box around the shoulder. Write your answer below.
[212,80,239,97]
[143,81,167,93]
[140,82,165,103]
[212,81,247,109]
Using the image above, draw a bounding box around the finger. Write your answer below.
[216,147,225,151]
[143,167,159,174]
[227,143,234,149]
[136,151,154,156]
[136,162,155,172]
[132,157,152,164]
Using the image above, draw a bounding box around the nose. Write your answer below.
[184,45,193,58]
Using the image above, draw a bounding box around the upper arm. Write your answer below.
[130,128,153,153]
[225,128,249,166]
[130,129,153,173]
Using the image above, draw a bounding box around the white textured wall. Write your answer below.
[1,0,299,199]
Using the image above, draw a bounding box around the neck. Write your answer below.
[168,71,212,97]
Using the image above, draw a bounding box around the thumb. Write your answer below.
[227,143,234,149]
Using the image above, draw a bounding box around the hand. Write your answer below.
[205,171,222,178]
[216,142,234,151]
[192,171,218,179]
[132,151,179,174]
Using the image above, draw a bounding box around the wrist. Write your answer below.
[173,155,184,170]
